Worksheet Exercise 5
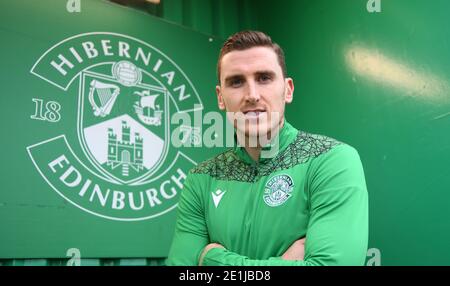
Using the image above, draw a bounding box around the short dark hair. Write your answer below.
[217,30,287,83]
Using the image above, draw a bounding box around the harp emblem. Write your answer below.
[88,80,120,117]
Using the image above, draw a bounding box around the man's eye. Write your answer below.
[230,79,243,87]
[258,74,272,83]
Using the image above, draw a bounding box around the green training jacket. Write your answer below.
[167,121,368,266]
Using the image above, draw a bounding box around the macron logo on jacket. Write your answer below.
[212,189,226,208]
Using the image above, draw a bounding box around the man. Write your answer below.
[167,31,368,266]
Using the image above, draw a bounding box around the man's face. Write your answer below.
[216,46,294,140]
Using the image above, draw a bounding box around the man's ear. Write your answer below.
[216,85,226,110]
[284,78,294,104]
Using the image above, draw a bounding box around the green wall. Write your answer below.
[1,0,449,266]
[149,0,450,266]
[116,0,257,39]
[0,0,225,266]
[254,0,450,265]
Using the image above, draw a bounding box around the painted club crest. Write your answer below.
[79,61,169,184]
[28,32,203,221]
[263,174,294,207]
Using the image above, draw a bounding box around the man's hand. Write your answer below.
[282,237,306,261]
[199,243,225,266]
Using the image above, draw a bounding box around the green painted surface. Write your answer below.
[0,0,224,261]
[255,0,450,265]
[1,0,449,266]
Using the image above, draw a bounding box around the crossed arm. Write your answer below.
[198,238,306,266]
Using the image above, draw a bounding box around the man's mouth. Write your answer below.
[242,109,267,117]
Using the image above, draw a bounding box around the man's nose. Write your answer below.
[245,81,260,103]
